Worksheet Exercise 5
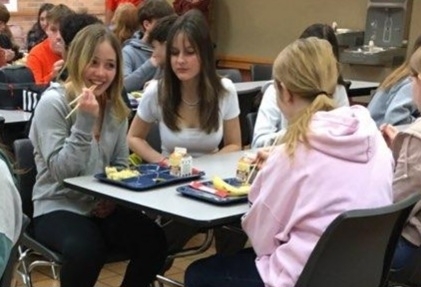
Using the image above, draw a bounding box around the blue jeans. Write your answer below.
[184,248,264,287]
[391,236,419,270]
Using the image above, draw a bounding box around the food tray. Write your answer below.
[176,177,248,205]
[95,164,205,191]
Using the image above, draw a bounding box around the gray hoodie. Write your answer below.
[122,35,157,92]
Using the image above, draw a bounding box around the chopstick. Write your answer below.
[245,135,279,185]
[65,85,97,119]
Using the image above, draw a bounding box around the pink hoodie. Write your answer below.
[242,105,393,287]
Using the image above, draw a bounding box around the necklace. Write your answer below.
[181,97,200,107]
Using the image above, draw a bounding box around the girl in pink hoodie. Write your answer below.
[184,37,393,287]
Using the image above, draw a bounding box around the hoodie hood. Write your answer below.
[307,105,384,163]
[123,33,153,52]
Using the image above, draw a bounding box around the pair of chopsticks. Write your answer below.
[245,135,279,185]
[65,85,97,119]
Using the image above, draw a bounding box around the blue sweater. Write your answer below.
[368,77,417,127]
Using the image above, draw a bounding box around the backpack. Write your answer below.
[0,65,48,112]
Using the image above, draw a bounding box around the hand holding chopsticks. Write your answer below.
[245,135,280,185]
[65,85,98,119]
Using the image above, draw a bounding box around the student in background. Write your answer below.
[26,4,74,85]
[122,0,174,92]
[0,144,22,278]
[173,0,212,24]
[105,0,143,26]
[368,35,421,127]
[252,23,349,148]
[147,14,178,76]
[111,3,139,45]
[381,46,421,272]
[26,3,54,52]
[29,24,167,287]
[127,10,241,254]
[184,37,393,287]
[0,3,23,65]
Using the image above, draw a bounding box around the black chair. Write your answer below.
[237,87,261,147]
[0,116,4,144]
[0,215,29,287]
[246,112,257,146]
[13,139,129,287]
[295,193,421,287]
[146,121,162,153]
[250,64,272,81]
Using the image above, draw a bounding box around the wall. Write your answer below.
[212,0,421,81]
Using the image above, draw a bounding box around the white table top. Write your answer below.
[348,80,379,90]
[0,109,32,124]
[64,151,249,228]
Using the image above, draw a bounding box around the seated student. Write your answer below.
[252,23,349,148]
[122,0,174,92]
[127,10,241,253]
[26,3,54,52]
[368,35,421,127]
[184,37,394,287]
[381,46,421,272]
[0,3,23,64]
[111,3,139,45]
[147,14,178,77]
[0,144,22,278]
[26,4,73,85]
[29,24,167,287]
[105,0,144,26]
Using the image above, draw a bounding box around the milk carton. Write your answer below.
[169,147,193,177]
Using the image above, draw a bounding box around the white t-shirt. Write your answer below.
[137,78,240,157]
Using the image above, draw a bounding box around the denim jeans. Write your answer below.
[184,248,264,287]
[391,236,419,270]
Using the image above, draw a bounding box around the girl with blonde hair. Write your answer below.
[382,46,421,279]
[184,37,393,287]
[368,35,421,126]
[29,24,166,287]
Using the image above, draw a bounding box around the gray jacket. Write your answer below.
[122,36,156,92]
[368,77,417,127]
[29,83,129,218]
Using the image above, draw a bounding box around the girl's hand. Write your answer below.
[92,199,116,218]
[255,147,271,169]
[380,124,398,147]
[77,87,100,118]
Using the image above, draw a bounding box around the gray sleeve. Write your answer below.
[123,59,157,92]
[29,91,96,183]
[111,119,129,167]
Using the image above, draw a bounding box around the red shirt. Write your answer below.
[106,0,144,11]
[26,39,62,84]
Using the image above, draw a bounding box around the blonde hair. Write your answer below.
[273,37,338,157]
[112,3,139,44]
[380,35,421,90]
[410,47,421,76]
[64,24,129,122]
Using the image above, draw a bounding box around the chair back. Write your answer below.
[217,69,242,83]
[246,112,257,145]
[237,87,261,147]
[12,139,36,219]
[146,121,161,153]
[250,64,272,81]
[295,193,421,287]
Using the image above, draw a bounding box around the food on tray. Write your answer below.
[212,176,250,196]
[105,166,140,180]
[130,91,143,98]
[169,147,193,177]
[236,152,257,184]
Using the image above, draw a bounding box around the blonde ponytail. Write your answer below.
[273,37,338,158]
[281,93,335,157]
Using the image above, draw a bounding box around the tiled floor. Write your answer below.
[14,234,216,287]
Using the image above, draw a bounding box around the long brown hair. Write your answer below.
[380,35,421,90]
[274,37,338,157]
[159,9,225,133]
[112,3,139,44]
